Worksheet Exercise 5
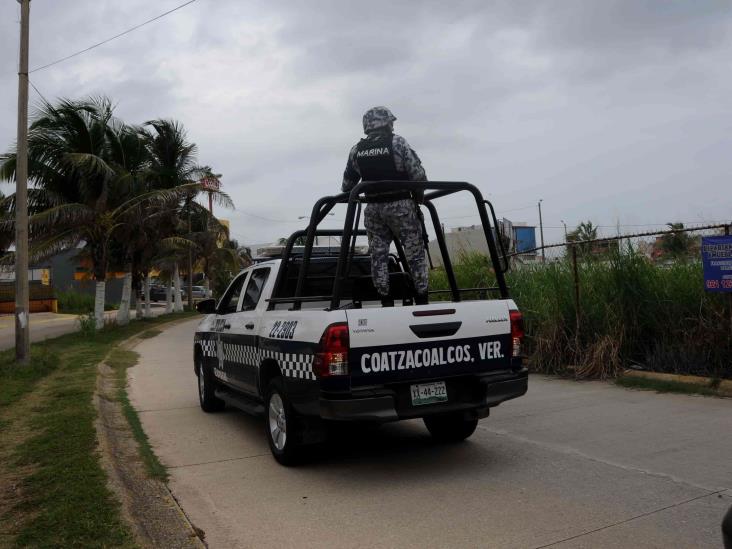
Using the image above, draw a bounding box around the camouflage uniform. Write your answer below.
[342,107,429,299]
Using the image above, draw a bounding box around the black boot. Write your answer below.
[381,296,394,307]
[415,293,429,305]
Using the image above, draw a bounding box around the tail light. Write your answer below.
[509,310,524,358]
[313,322,349,377]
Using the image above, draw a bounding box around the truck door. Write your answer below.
[220,267,272,396]
[214,272,249,392]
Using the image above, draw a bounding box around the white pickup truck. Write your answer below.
[193,181,528,465]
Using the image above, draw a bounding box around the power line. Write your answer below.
[231,208,299,224]
[441,203,536,221]
[28,79,49,104]
[29,0,198,74]
[543,221,730,229]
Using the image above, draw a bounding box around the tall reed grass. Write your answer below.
[430,249,731,380]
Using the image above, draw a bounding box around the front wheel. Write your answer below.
[423,413,478,443]
[265,378,304,466]
[197,360,225,412]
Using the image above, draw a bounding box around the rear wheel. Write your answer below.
[423,413,478,443]
[265,378,304,466]
[197,359,225,412]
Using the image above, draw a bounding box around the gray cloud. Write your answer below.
[1,0,731,246]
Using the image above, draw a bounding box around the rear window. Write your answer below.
[272,255,407,304]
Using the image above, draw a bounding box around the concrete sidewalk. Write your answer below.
[0,305,167,351]
[129,319,731,549]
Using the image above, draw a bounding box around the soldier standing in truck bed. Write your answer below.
[342,106,429,306]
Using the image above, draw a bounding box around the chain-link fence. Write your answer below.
[431,223,732,380]
[506,223,732,379]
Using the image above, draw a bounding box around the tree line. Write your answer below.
[0,96,248,329]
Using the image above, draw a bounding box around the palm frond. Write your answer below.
[28,203,94,235]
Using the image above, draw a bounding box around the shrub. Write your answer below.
[430,249,732,379]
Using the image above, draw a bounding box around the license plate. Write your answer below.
[410,381,447,406]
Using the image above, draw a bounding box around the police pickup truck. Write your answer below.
[193,181,528,465]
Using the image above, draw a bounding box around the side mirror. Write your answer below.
[196,298,217,314]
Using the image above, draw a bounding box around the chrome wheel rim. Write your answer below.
[198,368,205,401]
[268,393,287,451]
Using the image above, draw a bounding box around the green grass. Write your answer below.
[431,249,732,380]
[57,289,118,314]
[616,375,722,397]
[0,311,195,547]
[0,345,60,409]
[109,347,168,481]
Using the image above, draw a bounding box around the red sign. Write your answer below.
[201,176,221,192]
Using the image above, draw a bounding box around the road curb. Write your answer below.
[94,315,205,548]
[622,369,732,397]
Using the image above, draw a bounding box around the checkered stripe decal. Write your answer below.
[261,349,315,381]
[196,337,316,381]
[222,343,259,367]
[196,337,216,358]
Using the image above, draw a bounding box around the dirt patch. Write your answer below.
[95,337,205,549]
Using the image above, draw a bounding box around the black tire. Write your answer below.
[423,413,478,443]
[265,377,304,466]
[197,359,225,413]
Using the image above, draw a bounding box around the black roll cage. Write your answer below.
[269,180,509,310]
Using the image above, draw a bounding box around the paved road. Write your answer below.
[0,304,167,351]
[129,319,731,549]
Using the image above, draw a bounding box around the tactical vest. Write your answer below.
[354,132,409,184]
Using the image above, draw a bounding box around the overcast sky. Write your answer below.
[1,0,730,246]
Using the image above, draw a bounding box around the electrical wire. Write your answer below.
[232,208,299,224]
[29,0,198,74]
[29,79,50,104]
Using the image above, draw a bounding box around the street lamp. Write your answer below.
[538,199,545,263]
[560,219,568,241]
[298,213,335,245]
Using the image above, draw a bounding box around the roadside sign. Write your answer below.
[701,235,732,292]
[201,176,221,192]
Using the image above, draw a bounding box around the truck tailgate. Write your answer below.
[345,301,512,387]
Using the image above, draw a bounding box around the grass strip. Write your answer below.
[1,312,195,548]
[616,375,722,397]
[0,344,59,409]
[109,347,169,481]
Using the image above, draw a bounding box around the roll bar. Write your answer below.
[270,180,509,310]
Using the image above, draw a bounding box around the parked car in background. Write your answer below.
[148,284,182,302]
[149,285,166,302]
[183,286,210,300]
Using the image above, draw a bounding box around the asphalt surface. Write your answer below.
[0,304,167,351]
[129,318,731,549]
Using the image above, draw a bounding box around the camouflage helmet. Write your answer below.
[362,106,397,133]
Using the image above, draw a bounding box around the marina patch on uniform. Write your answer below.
[356,147,389,158]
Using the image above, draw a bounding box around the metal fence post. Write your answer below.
[726,224,732,340]
[571,243,581,341]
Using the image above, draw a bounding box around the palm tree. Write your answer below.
[145,119,203,310]
[567,221,599,258]
[660,222,693,258]
[189,207,243,294]
[1,98,208,328]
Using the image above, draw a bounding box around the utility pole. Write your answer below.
[15,0,31,364]
[187,195,194,310]
[538,199,545,263]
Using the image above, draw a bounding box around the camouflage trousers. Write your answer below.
[364,199,428,297]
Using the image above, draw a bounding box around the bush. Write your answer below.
[57,290,95,314]
[430,249,732,379]
[57,289,117,314]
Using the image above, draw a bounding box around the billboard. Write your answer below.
[701,235,732,292]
